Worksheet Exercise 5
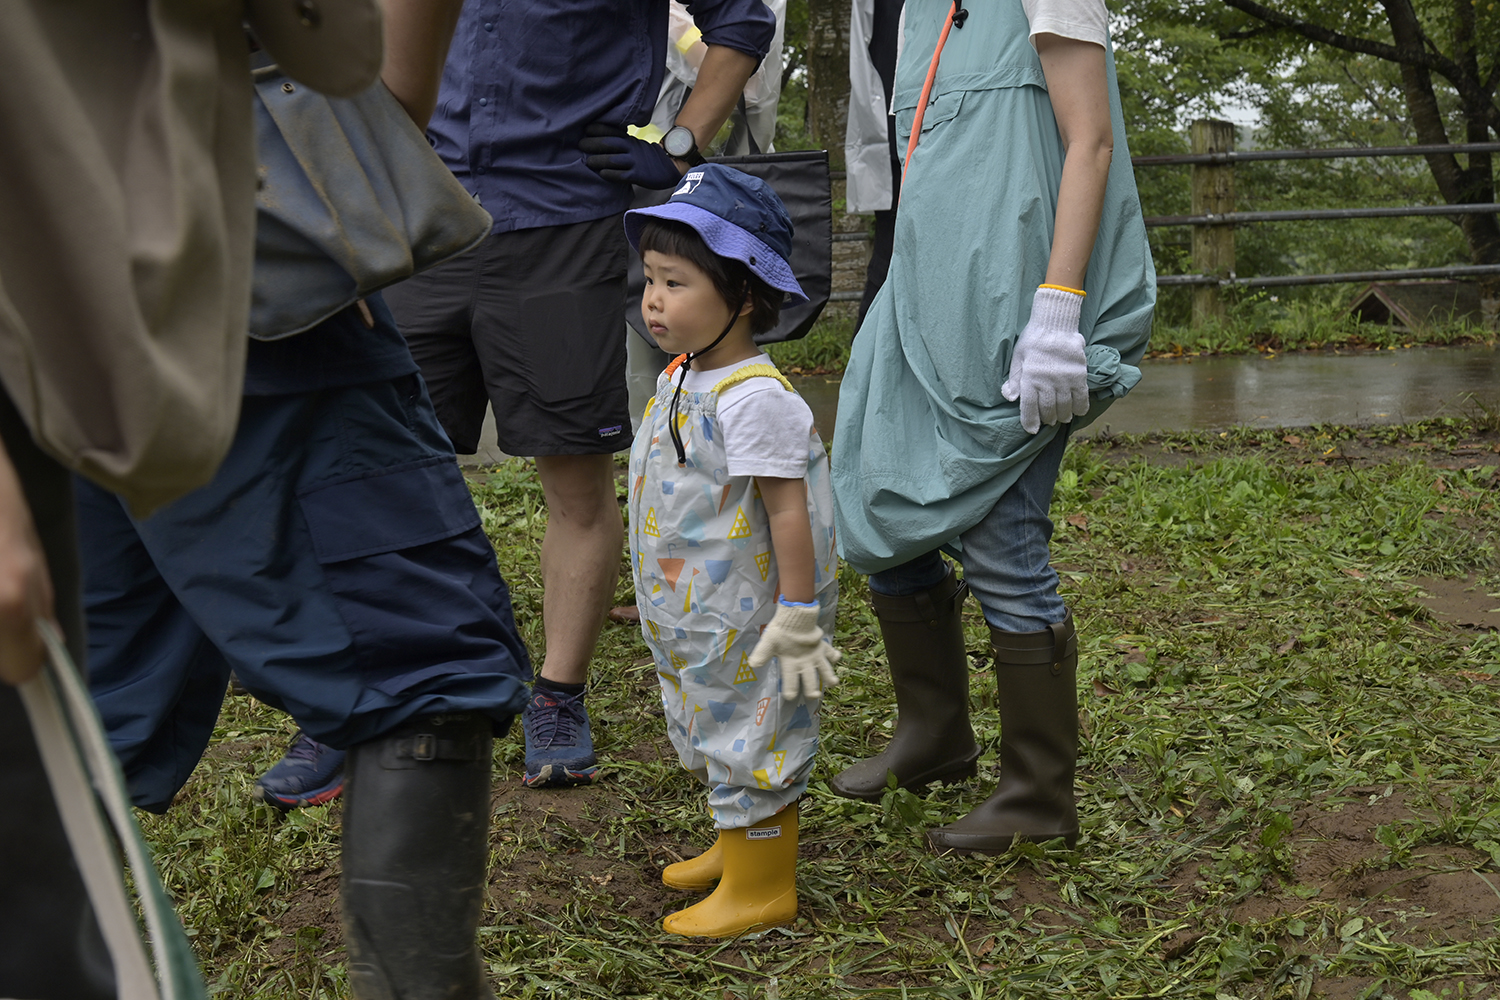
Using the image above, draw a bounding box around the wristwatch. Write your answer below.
[661,125,705,167]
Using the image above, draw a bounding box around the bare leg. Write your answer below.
[533,453,623,685]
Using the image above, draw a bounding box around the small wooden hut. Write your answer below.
[1348,280,1481,331]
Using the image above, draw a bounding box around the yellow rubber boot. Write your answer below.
[663,834,724,890]
[661,808,798,938]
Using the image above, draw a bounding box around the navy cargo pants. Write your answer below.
[78,371,530,812]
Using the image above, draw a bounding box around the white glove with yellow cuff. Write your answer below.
[1001,284,1092,434]
[749,598,842,701]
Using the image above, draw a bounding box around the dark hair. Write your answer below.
[638,218,784,336]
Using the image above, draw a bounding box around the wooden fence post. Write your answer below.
[1191,119,1236,325]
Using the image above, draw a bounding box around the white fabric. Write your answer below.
[1021,0,1109,47]
[647,0,786,154]
[1000,287,1091,433]
[844,0,895,212]
[749,601,841,701]
[679,355,816,479]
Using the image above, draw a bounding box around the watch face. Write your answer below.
[663,126,696,158]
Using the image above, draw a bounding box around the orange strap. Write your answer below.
[664,354,689,378]
[901,1,964,183]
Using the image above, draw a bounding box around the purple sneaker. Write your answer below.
[253,732,346,809]
[522,687,598,787]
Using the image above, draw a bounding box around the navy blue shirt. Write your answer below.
[244,294,417,396]
[428,0,776,234]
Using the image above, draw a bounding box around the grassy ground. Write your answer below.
[765,314,857,375]
[764,302,1496,378]
[138,418,1500,999]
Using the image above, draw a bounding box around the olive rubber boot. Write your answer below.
[342,713,496,1000]
[830,567,979,800]
[661,808,798,938]
[663,833,725,890]
[927,613,1079,853]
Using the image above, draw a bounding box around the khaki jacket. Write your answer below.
[0,1,257,515]
[0,0,380,516]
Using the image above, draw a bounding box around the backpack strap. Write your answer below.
[711,363,795,396]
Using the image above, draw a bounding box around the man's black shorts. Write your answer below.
[384,214,632,456]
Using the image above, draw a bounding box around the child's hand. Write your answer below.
[750,599,842,701]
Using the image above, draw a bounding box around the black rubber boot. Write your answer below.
[342,712,496,1000]
[927,612,1079,853]
[830,566,980,801]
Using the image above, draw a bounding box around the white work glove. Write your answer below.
[1001,286,1092,434]
[749,599,842,701]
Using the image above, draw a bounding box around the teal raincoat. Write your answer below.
[831,0,1155,573]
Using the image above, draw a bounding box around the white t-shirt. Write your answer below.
[676,354,815,480]
[1022,0,1109,48]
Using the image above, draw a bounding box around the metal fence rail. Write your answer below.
[1150,128,1499,322]
[1145,203,1500,228]
[1130,141,1500,167]
[829,135,1498,322]
[1158,264,1500,288]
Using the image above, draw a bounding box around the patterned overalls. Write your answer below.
[629,359,838,828]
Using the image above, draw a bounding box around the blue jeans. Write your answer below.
[868,429,1068,633]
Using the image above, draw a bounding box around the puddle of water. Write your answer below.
[1411,575,1500,630]
[1090,346,1500,435]
[462,345,1500,464]
[791,376,844,440]
[788,345,1500,441]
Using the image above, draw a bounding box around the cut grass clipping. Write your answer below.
[139,424,1500,999]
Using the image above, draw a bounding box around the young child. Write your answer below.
[624,165,841,938]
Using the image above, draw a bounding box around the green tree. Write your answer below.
[805,0,852,168]
[1217,0,1500,317]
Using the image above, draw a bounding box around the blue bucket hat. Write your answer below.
[625,164,807,304]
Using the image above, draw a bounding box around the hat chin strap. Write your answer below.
[669,304,742,467]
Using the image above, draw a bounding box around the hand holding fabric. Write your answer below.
[749,600,841,701]
[578,123,684,189]
[1001,286,1092,434]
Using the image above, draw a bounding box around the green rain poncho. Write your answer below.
[831,0,1156,574]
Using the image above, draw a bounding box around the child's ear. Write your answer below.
[738,285,754,317]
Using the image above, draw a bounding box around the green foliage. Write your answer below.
[1150,289,1496,354]
[774,0,814,152]
[763,314,855,373]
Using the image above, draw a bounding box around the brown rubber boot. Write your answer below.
[927,612,1079,853]
[342,713,497,1000]
[830,566,980,801]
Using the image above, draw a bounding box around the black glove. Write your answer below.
[578,122,683,189]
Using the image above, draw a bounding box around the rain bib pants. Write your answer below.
[629,361,837,828]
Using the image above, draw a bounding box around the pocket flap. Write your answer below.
[299,457,481,563]
[894,89,966,140]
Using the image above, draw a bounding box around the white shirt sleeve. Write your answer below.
[717,380,816,480]
[1021,0,1109,48]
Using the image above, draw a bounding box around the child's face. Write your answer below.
[641,250,748,358]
